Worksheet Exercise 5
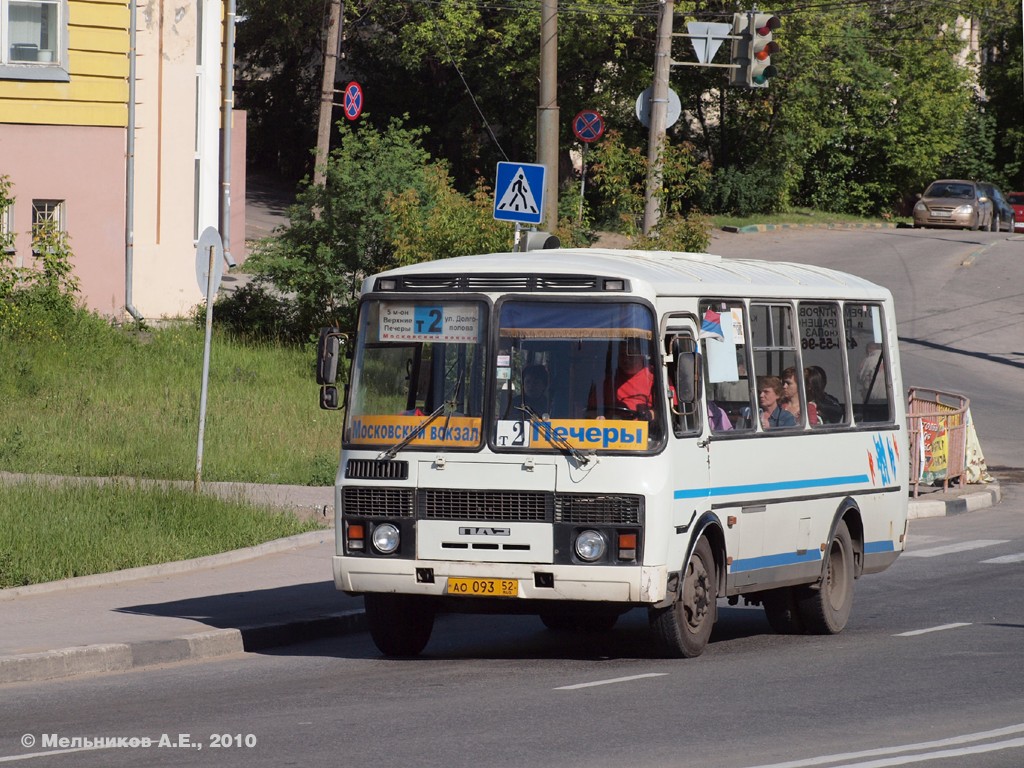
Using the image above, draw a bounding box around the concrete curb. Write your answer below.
[0,610,366,685]
[907,482,1002,520]
[0,530,333,602]
[720,222,900,234]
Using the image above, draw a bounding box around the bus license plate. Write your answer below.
[446,577,518,597]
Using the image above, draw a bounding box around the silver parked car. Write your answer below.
[912,179,992,230]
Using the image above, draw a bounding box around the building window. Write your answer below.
[1,198,14,255]
[1,0,68,80]
[31,198,64,254]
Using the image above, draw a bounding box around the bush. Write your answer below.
[703,165,787,217]
[200,282,306,344]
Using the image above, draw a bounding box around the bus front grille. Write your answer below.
[342,488,643,525]
[419,490,551,522]
[555,494,643,524]
[342,487,414,517]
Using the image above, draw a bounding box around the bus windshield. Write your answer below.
[345,299,487,451]
[493,300,663,453]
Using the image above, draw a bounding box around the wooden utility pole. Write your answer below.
[642,0,675,236]
[537,0,559,229]
[314,0,343,188]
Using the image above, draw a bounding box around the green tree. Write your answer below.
[245,117,436,331]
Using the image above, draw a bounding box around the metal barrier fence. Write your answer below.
[907,387,969,498]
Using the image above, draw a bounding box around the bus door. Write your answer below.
[662,315,711,541]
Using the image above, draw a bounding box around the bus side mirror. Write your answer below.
[320,385,340,410]
[671,336,700,415]
[317,327,346,385]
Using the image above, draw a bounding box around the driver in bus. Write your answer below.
[588,340,655,420]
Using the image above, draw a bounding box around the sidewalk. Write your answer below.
[0,481,1002,686]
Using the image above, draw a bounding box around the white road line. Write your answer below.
[0,746,105,763]
[554,672,668,690]
[895,622,972,637]
[982,552,1024,564]
[739,723,1024,768]
[902,539,1008,558]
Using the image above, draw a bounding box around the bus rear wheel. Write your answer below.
[364,594,435,657]
[650,537,717,658]
[761,587,805,634]
[797,519,855,634]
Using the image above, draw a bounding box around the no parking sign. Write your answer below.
[573,110,605,143]
[343,82,363,121]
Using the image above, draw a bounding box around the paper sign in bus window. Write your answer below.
[379,304,481,342]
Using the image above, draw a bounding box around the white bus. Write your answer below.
[316,248,909,657]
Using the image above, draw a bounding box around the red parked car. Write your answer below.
[1008,192,1024,233]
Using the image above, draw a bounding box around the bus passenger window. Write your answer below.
[798,302,848,426]
[844,304,892,423]
[699,301,752,431]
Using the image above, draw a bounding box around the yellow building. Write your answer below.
[0,0,245,319]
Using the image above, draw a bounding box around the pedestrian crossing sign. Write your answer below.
[493,162,545,224]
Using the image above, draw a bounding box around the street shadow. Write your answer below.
[114,581,363,652]
[899,335,1024,371]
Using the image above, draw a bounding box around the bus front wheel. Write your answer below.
[797,519,855,634]
[364,594,435,657]
[650,536,717,658]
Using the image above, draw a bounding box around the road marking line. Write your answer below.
[982,552,1024,564]
[738,723,1024,768]
[555,672,668,690]
[895,622,972,636]
[902,539,1008,558]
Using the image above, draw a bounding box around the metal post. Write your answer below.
[642,0,675,236]
[194,245,216,492]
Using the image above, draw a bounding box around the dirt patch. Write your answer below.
[592,231,631,249]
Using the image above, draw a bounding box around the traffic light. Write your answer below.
[729,11,781,89]
[750,13,780,87]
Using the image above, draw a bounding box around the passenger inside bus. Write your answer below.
[781,366,819,425]
[806,365,844,424]
[741,376,796,429]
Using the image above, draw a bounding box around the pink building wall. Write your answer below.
[0,124,125,316]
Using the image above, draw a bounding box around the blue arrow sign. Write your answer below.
[493,162,545,225]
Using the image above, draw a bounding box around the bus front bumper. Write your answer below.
[333,556,670,605]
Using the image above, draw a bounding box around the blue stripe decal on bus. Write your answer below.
[673,474,870,499]
[731,549,821,572]
[864,540,896,554]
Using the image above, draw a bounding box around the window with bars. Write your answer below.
[31,198,63,254]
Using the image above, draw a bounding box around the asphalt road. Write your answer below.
[1,486,1022,768]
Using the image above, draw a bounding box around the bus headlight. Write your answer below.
[371,523,401,554]
[574,530,606,562]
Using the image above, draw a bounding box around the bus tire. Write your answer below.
[649,536,716,658]
[797,520,855,634]
[761,587,806,634]
[364,594,435,657]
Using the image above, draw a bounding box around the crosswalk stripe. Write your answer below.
[981,552,1024,564]
[902,539,1008,558]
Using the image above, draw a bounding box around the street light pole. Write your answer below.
[538,0,559,229]
[314,0,343,188]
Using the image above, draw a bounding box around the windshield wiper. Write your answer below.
[377,402,448,460]
[515,404,592,467]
